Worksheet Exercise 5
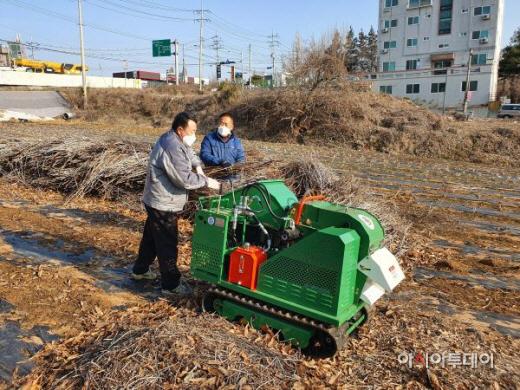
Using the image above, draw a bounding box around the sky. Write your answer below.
[0,0,518,78]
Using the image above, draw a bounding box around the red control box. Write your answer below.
[228,246,267,290]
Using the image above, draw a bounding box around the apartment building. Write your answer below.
[373,0,504,109]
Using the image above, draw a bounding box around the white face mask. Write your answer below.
[182,133,196,147]
[217,126,232,137]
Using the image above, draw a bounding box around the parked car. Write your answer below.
[497,104,520,119]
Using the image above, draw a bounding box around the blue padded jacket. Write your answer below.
[200,130,245,166]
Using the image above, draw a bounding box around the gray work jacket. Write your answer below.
[142,130,207,212]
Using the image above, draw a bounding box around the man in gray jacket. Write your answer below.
[132,112,221,296]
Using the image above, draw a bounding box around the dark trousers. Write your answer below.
[133,205,181,290]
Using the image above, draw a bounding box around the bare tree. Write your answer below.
[284,32,346,89]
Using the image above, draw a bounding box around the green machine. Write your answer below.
[191,180,404,357]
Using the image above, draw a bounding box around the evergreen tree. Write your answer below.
[357,29,369,72]
[499,28,520,77]
[367,26,378,73]
[344,26,359,72]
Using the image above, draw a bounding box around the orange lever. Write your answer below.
[294,195,326,225]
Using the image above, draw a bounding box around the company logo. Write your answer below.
[398,351,494,369]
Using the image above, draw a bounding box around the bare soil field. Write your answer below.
[0,121,519,389]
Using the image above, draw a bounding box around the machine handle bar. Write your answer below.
[294,195,327,225]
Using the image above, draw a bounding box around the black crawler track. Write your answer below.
[202,286,371,358]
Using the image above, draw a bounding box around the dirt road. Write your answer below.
[0,122,518,388]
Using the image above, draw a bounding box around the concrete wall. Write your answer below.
[0,70,142,89]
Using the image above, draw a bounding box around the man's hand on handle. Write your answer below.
[196,166,205,176]
[206,177,221,191]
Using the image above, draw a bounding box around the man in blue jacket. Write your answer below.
[200,112,245,167]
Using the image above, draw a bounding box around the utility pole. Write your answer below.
[26,40,37,59]
[211,34,222,83]
[77,0,87,108]
[211,35,222,65]
[240,50,243,88]
[173,39,179,86]
[182,43,186,83]
[442,65,448,115]
[463,49,473,116]
[196,0,206,91]
[268,31,280,88]
[123,59,128,87]
[248,43,252,89]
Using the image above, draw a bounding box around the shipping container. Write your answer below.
[113,70,161,81]
[136,70,161,81]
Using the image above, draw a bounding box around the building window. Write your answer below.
[433,59,452,68]
[385,19,398,28]
[383,62,396,72]
[472,30,489,39]
[384,41,397,49]
[406,84,420,94]
[461,81,478,92]
[406,60,418,70]
[424,36,430,40]
[474,6,491,15]
[409,0,432,7]
[439,0,453,35]
[408,16,420,25]
[433,59,452,74]
[471,53,487,65]
[385,0,398,7]
[380,86,393,94]
[431,82,446,93]
[438,43,450,48]
[407,38,418,47]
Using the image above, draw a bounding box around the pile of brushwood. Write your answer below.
[61,86,520,167]
[228,87,520,167]
[0,137,150,200]
[0,136,408,254]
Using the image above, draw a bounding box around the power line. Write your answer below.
[117,0,195,13]
[207,10,267,41]
[86,0,195,22]
[207,18,270,45]
[0,38,200,66]
[1,0,293,79]
[2,0,155,41]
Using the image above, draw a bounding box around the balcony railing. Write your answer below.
[407,0,432,9]
[374,64,493,79]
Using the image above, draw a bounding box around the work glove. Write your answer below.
[221,161,232,168]
[196,166,205,176]
[206,177,221,191]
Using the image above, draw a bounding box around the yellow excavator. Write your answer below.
[13,58,87,74]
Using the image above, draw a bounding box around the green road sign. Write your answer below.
[152,39,171,57]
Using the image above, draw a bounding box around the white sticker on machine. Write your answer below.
[358,214,375,230]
